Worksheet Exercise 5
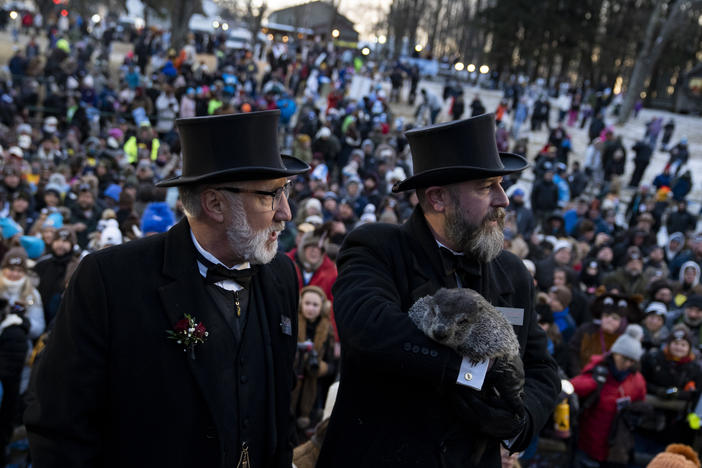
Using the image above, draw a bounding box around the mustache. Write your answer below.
[269,222,286,233]
[484,208,506,224]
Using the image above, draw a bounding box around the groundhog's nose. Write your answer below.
[432,325,448,341]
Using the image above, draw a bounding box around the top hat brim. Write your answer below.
[156,154,310,187]
[392,152,528,193]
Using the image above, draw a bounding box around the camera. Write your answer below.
[297,341,314,352]
[307,349,319,373]
[294,340,319,377]
[11,302,26,316]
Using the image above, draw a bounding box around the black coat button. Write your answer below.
[430,350,438,357]
[412,345,420,353]
[421,347,429,355]
[240,375,248,384]
[403,342,411,351]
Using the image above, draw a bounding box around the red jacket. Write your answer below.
[571,354,646,462]
[287,248,338,338]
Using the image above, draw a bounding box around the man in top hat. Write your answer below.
[317,114,559,467]
[25,110,310,468]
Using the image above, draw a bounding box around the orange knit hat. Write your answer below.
[647,444,701,468]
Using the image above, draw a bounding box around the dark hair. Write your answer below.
[553,266,573,286]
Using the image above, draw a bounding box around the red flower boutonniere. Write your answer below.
[167,314,208,359]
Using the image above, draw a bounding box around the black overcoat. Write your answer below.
[317,206,560,468]
[24,218,299,468]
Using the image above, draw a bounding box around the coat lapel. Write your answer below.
[248,256,297,461]
[483,255,517,306]
[157,218,237,444]
[402,207,452,304]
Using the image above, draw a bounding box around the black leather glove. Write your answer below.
[452,386,526,440]
[486,355,525,414]
[592,364,608,385]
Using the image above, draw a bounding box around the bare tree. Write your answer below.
[617,0,702,123]
[142,0,203,50]
[240,1,268,51]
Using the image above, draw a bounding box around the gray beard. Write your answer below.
[226,197,283,265]
[445,205,505,263]
[684,315,702,328]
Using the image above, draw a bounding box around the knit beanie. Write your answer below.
[298,231,326,271]
[141,202,175,235]
[647,443,700,468]
[553,239,572,254]
[100,225,123,248]
[54,227,77,247]
[1,247,27,270]
[610,324,644,361]
[645,301,668,317]
[684,294,702,310]
[304,197,322,215]
[299,230,326,252]
[667,324,694,348]
[549,285,572,308]
[20,235,45,259]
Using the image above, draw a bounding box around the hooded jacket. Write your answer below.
[571,354,646,462]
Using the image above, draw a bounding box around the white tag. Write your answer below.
[497,307,524,326]
[456,358,489,390]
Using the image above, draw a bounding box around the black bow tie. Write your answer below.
[438,246,481,279]
[195,251,258,289]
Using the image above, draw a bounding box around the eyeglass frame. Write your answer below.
[215,180,292,211]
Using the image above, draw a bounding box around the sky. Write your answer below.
[265,0,390,40]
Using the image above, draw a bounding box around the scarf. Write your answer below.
[3,277,24,296]
[607,354,633,382]
[662,345,695,364]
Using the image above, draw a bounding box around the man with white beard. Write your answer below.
[25,111,310,468]
[318,114,560,468]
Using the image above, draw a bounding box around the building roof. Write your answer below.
[268,1,358,41]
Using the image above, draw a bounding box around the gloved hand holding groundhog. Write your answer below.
[409,287,526,442]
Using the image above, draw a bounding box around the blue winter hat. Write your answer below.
[141,202,175,234]
[19,235,45,259]
[0,217,22,239]
[513,188,525,197]
[104,183,122,202]
[43,212,63,229]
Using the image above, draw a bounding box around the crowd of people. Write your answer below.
[0,8,699,468]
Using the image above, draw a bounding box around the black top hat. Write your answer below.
[392,113,528,192]
[157,110,310,187]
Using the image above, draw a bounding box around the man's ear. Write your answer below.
[424,186,448,213]
[200,188,226,223]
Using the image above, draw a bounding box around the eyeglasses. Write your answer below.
[217,181,292,211]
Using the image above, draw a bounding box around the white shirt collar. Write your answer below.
[435,239,464,256]
[190,230,249,291]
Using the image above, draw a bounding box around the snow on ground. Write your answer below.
[385,79,702,232]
